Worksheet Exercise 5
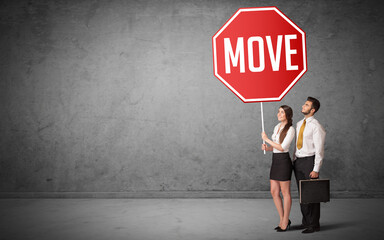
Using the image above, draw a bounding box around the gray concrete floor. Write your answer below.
[0,198,383,240]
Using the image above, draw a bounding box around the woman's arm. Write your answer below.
[261,143,274,151]
[261,132,284,152]
[280,127,295,151]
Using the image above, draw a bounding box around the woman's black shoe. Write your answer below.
[276,219,291,232]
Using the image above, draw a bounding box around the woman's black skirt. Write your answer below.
[270,152,292,181]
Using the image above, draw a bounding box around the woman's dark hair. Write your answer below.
[279,105,293,143]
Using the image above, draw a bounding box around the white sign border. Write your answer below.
[212,7,307,103]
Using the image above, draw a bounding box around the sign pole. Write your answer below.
[260,102,266,154]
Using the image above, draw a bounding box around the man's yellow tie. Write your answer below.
[297,119,306,149]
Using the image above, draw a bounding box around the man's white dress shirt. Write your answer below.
[294,116,326,172]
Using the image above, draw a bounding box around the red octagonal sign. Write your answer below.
[212,7,307,102]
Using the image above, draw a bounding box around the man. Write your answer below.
[293,97,326,234]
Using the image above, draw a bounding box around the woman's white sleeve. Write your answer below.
[280,127,295,152]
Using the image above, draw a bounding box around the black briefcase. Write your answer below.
[299,179,330,204]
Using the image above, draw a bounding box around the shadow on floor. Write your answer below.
[290,221,358,232]
[320,221,358,231]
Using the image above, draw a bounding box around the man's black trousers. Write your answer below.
[293,156,320,228]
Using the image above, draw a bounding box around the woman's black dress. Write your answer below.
[270,152,292,181]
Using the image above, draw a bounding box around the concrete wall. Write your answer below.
[1,0,383,195]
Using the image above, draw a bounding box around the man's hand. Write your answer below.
[309,171,319,179]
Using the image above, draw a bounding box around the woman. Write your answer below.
[261,105,295,232]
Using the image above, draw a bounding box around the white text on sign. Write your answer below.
[224,34,298,74]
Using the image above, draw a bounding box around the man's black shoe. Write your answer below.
[291,224,307,230]
[302,226,320,234]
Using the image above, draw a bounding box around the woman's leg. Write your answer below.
[270,180,284,226]
[279,180,292,229]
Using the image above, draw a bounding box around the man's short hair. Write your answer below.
[307,96,320,113]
